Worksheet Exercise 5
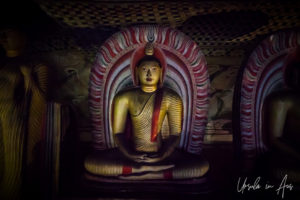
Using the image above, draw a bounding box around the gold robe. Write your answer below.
[0,57,48,199]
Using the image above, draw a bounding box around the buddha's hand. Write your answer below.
[138,164,174,173]
[128,152,148,163]
[141,152,165,163]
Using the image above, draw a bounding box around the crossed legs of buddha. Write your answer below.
[85,149,209,180]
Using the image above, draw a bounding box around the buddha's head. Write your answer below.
[136,56,162,87]
[132,41,166,89]
[284,48,300,91]
[0,28,27,57]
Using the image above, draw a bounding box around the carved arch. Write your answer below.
[235,30,300,158]
[89,25,209,154]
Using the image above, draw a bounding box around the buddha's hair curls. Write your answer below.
[136,55,162,68]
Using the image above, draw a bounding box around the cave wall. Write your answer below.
[1,0,299,144]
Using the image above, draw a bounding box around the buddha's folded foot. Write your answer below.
[136,164,174,173]
[119,172,163,180]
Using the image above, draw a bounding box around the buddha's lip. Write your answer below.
[146,78,152,81]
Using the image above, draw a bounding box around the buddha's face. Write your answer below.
[137,61,161,86]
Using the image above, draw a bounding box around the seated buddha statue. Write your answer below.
[85,42,209,180]
[264,48,300,182]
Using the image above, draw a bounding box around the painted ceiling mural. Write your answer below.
[1,0,298,143]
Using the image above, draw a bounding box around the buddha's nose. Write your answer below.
[147,69,151,76]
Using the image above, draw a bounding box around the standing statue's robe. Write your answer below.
[0,57,48,199]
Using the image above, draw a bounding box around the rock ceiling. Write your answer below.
[37,0,299,57]
[1,1,298,57]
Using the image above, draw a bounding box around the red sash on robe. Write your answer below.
[151,89,163,142]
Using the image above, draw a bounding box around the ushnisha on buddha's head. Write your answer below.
[134,42,163,92]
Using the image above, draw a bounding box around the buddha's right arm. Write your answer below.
[112,94,146,162]
[114,134,146,162]
[114,134,133,159]
[112,94,130,156]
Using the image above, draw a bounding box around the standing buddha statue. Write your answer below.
[0,28,48,199]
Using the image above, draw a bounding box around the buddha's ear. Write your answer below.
[159,68,163,87]
[135,67,139,86]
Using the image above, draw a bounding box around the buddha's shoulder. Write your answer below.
[114,87,140,100]
[162,87,182,101]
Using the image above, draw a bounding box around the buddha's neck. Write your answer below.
[141,85,157,93]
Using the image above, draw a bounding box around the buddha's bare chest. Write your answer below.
[128,93,167,118]
[128,93,156,116]
[127,93,167,146]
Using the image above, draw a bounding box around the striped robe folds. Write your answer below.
[0,57,48,199]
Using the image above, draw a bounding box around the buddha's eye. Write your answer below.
[143,67,146,71]
[152,67,157,71]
